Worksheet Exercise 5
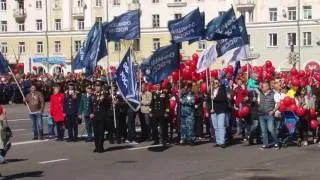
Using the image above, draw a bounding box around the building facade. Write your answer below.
[0,0,319,74]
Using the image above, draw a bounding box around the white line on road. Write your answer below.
[128,145,163,151]
[12,139,49,146]
[12,129,27,132]
[38,158,69,164]
[8,118,29,122]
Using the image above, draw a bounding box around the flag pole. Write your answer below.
[7,66,31,113]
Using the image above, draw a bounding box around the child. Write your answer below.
[247,73,260,93]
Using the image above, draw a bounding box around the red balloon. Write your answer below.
[290,68,298,76]
[283,97,294,107]
[192,53,199,62]
[179,63,185,72]
[310,108,317,118]
[291,78,300,87]
[288,104,297,112]
[314,73,320,82]
[200,71,207,81]
[227,65,234,74]
[189,61,197,72]
[296,107,306,117]
[265,60,272,68]
[192,72,200,81]
[210,70,218,78]
[161,79,169,89]
[169,100,177,112]
[182,69,192,80]
[0,105,3,115]
[172,71,179,82]
[32,66,37,71]
[240,106,250,118]
[299,70,306,78]
[279,103,287,113]
[300,79,308,87]
[200,82,207,93]
[310,120,319,130]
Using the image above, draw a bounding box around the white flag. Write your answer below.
[196,44,218,73]
[221,45,249,68]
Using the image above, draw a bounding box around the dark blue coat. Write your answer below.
[63,91,79,115]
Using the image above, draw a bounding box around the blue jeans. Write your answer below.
[29,113,43,138]
[211,113,226,145]
[259,115,278,146]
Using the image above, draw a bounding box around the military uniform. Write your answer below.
[150,90,169,145]
[78,90,93,141]
[180,90,196,143]
[91,85,111,152]
[63,87,80,142]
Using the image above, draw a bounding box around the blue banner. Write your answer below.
[216,15,249,57]
[0,52,8,74]
[141,44,180,84]
[83,23,107,78]
[32,57,64,64]
[116,48,140,111]
[103,10,140,41]
[205,7,241,41]
[168,8,204,44]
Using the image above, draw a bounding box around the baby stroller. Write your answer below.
[278,111,299,148]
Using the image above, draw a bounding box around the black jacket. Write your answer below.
[209,87,228,114]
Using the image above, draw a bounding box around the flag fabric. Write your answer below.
[103,10,140,42]
[141,44,180,84]
[0,52,8,74]
[188,12,205,45]
[205,7,241,41]
[217,15,249,63]
[168,8,204,44]
[196,44,218,73]
[233,60,241,80]
[116,48,140,111]
[84,23,107,78]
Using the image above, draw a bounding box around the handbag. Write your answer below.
[1,117,12,142]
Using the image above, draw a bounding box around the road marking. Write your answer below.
[12,129,27,132]
[19,133,34,136]
[38,158,69,164]
[8,118,29,122]
[128,144,163,151]
[12,139,49,146]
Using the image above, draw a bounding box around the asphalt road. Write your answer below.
[1,104,320,180]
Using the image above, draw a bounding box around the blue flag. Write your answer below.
[233,61,241,80]
[83,23,107,78]
[168,8,204,44]
[103,10,140,42]
[0,52,8,74]
[116,48,140,111]
[205,7,241,41]
[216,15,249,57]
[141,44,180,84]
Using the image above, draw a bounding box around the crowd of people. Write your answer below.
[1,66,320,156]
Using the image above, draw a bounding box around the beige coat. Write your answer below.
[141,91,152,114]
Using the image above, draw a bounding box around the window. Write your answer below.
[153,38,160,51]
[0,42,7,54]
[269,8,277,21]
[36,41,44,53]
[96,17,102,24]
[95,0,102,7]
[247,34,251,45]
[198,40,206,50]
[0,0,6,11]
[36,0,42,9]
[77,0,83,7]
[18,23,25,32]
[18,42,25,54]
[113,0,120,6]
[303,32,312,46]
[0,21,7,32]
[248,10,254,22]
[77,19,84,30]
[114,41,121,51]
[174,13,182,19]
[133,39,140,51]
[74,40,82,52]
[174,0,182,2]
[54,41,61,53]
[303,6,312,20]
[287,33,296,46]
[132,0,139,4]
[218,11,226,16]
[54,0,61,9]
[55,19,61,31]
[268,33,277,47]
[36,19,43,31]
[288,7,296,21]
[152,14,160,28]
[152,0,159,3]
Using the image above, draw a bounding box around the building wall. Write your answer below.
[0,0,319,74]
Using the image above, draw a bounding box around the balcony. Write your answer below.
[128,3,141,11]
[13,8,27,23]
[235,0,255,10]
[72,7,85,18]
[167,1,187,8]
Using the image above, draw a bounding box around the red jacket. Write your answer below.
[50,93,65,122]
